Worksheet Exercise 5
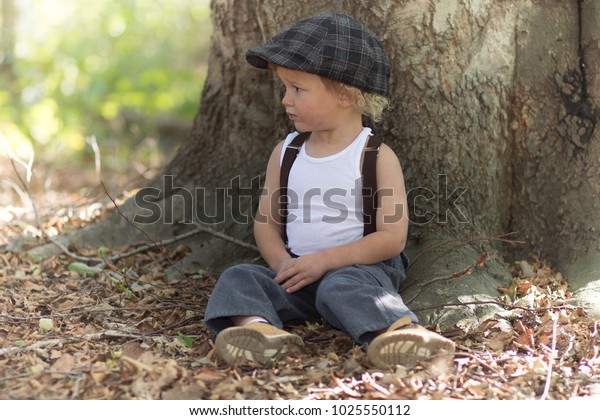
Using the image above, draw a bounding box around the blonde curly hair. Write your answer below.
[321,78,390,122]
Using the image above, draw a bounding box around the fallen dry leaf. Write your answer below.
[0,176,599,401]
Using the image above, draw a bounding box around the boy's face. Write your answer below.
[276,67,349,133]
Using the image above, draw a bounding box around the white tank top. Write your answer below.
[279,127,372,256]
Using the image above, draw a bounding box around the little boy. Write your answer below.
[204,13,454,369]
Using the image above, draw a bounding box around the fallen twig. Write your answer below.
[402,233,523,293]
[453,351,509,383]
[100,181,202,293]
[2,132,108,265]
[0,304,185,322]
[102,181,259,259]
[582,321,599,363]
[105,223,259,264]
[48,239,106,265]
[3,133,255,276]
[540,314,558,400]
[191,220,260,253]
[333,375,362,398]
[405,251,489,304]
[408,232,522,269]
[107,226,208,261]
[0,338,65,358]
[411,300,574,313]
[86,135,102,184]
[1,133,40,230]
[0,330,150,358]
[362,372,391,396]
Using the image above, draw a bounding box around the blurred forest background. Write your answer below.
[0,0,211,242]
[0,0,210,180]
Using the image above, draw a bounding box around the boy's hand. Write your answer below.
[274,253,329,293]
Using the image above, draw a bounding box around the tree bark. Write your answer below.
[509,0,600,316]
[30,0,600,329]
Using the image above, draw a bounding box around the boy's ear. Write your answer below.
[339,90,358,108]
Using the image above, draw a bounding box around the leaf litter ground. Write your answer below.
[0,157,599,400]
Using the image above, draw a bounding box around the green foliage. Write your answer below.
[97,246,112,258]
[176,331,197,348]
[67,261,99,277]
[0,0,211,165]
[305,320,323,331]
[38,318,54,333]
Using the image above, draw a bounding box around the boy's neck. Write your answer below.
[305,118,364,157]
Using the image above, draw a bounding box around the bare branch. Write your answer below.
[408,232,523,268]
[85,135,102,184]
[1,132,44,237]
[405,251,489,305]
[99,181,210,296]
[2,132,109,265]
[411,299,575,313]
[100,181,259,264]
[403,233,524,291]
[453,351,509,383]
[0,330,146,358]
[190,220,259,253]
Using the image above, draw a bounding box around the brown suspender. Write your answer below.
[362,135,383,235]
[279,131,311,246]
[279,132,382,245]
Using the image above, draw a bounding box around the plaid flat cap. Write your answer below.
[246,13,390,97]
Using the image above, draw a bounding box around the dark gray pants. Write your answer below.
[204,254,417,344]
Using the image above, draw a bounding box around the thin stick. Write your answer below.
[1,133,44,236]
[452,351,509,383]
[408,232,523,268]
[540,314,558,400]
[3,132,254,271]
[107,226,205,261]
[106,223,259,263]
[101,181,258,260]
[2,132,108,265]
[0,330,151,358]
[191,220,259,253]
[86,135,102,184]
[0,338,65,358]
[411,300,575,313]
[0,304,185,321]
[362,372,391,396]
[402,233,523,292]
[101,180,198,288]
[47,237,106,265]
[2,178,29,205]
[405,251,489,305]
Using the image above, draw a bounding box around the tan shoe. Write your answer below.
[214,322,304,365]
[367,316,455,369]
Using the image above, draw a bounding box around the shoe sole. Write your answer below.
[215,326,304,365]
[367,329,455,369]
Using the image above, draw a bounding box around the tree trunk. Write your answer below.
[31,0,600,329]
[510,0,600,317]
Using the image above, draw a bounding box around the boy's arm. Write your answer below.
[275,143,408,292]
[254,141,293,273]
